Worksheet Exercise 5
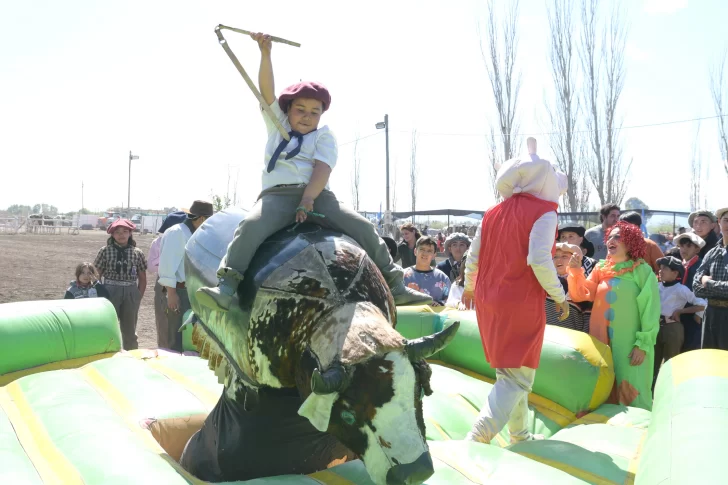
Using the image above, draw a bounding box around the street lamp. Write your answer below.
[375,115,390,212]
[128,151,139,214]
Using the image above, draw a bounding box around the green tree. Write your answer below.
[6,204,31,215]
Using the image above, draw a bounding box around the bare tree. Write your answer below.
[410,129,418,224]
[351,132,362,211]
[710,51,728,176]
[479,0,522,191]
[690,123,703,211]
[579,0,630,205]
[486,128,501,203]
[546,0,588,212]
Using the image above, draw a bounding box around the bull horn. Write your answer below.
[406,321,460,362]
[311,364,351,395]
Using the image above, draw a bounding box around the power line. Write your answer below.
[335,114,727,146]
[394,114,728,138]
[338,131,383,147]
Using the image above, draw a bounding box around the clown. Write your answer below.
[462,138,570,444]
[567,221,660,410]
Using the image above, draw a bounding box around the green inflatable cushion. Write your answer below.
[0,299,121,376]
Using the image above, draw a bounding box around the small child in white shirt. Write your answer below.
[654,256,706,384]
[197,33,430,312]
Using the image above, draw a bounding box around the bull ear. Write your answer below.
[405,321,460,362]
[311,364,351,395]
[298,391,338,432]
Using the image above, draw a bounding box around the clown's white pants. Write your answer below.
[467,367,536,443]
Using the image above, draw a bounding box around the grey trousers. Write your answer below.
[469,367,536,443]
[154,278,169,348]
[218,186,402,286]
[106,284,142,351]
[163,287,191,352]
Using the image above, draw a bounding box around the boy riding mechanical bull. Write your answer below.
[196,32,430,312]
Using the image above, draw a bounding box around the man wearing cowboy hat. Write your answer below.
[693,207,728,351]
[688,209,719,259]
[557,223,596,277]
[158,200,214,351]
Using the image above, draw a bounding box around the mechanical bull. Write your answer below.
[179,208,459,485]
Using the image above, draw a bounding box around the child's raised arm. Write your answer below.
[251,33,275,106]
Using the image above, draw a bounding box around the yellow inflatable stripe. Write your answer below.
[516,452,617,485]
[0,352,117,387]
[428,360,575,427]
[0,383,84,485]
[426,417,451,440]
[568,413,610,427]
[623,432,646,485]
[308,470,356,485]
[429,444,482,484]
[671,349,728,387]
[142,358,221,409]
[80,366,207,485]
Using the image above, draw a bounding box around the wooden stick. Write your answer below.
[215,26,290,141]
[217,24,301,48]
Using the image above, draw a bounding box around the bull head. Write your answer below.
[308,321,460,397]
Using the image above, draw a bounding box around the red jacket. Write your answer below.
[474,194,558,369]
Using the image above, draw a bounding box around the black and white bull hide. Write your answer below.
[180,209,459,485]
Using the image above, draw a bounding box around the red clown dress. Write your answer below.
[474,193,558,369]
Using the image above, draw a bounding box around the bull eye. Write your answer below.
[340,410,356,425]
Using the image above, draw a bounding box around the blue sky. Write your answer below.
[1,0,726,215]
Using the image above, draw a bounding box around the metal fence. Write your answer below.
[360,208,693,237]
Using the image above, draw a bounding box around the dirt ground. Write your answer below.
[0,230,159,349]
[0,229,450,350]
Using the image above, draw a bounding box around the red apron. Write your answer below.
[474,193,558,369]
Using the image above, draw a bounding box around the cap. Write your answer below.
[186,200,214,218]
[557,223,586,238]
[674,232,706,249]
[688,210,717,227]
[656,256,684,276]
[278,81,331,113]
[107,218,135,234]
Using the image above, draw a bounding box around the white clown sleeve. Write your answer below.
[527,212,566,303]
[464,221,482,293]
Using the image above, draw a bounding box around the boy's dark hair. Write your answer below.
[619,211,642,227]
[415,236,438,252]
[599,203,621,222]
[76,262,100,281]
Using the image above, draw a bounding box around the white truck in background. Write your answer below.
[141,215,165,235]
[73,214,101,230]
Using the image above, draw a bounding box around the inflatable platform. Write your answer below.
[1,298,726,484]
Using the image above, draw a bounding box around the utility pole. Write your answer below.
[128,151,139,213]
[81,180,84,212]
[375,115,391,236]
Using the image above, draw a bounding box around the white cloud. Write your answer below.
[644,0,688,15]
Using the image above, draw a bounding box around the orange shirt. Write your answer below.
[643,238,664,274]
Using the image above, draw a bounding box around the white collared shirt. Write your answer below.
[260,99,338,191]
[659,282,706,322]
[158,223,192,288]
